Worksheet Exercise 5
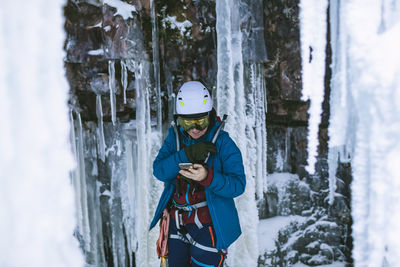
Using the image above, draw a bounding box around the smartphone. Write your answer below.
[179,163,193,170]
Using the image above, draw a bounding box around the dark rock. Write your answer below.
[307,253,332,266]
[320,243,334,260]
[299,253,312,264]
[286,250,299,265]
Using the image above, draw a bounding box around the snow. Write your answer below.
[267,172,299,187]
[0,0,83,266]
[299,0,329,174]
[103,0,137,20]
[258,216,306,253]
[162,16,193,37]
[292,262,345,267]
[267,172,302,203]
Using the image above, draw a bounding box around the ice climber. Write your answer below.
[149,81,246,267]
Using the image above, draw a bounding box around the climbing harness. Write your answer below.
[170,225,227,255]
[173,200,208,229]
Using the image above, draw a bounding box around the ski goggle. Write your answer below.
[178,115,209,131]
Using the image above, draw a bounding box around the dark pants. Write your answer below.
[168,221,225,267]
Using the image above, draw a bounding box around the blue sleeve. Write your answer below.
[207,132,246,198]
[153,128,190,182]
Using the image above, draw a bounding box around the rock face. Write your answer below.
[64,0,352,266]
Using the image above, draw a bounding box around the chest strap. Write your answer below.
[173,201,208,229]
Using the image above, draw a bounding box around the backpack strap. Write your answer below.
[203,114,228,163]
[171,120,181,151]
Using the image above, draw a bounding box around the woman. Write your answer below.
[149,81,246,267]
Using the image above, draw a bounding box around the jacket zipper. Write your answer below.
[205,190,226,249]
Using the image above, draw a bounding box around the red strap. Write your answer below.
[156,209,170,257]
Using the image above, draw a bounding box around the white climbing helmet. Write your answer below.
[176,81,213,115]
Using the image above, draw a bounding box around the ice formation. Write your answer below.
[216,0,268,266]
[299,0,329,175]
[328,0,400,265]
[0,0,83,266]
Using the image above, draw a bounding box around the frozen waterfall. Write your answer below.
[70,63,163,266]
[0,0,83,266]
[5,0,400,265]
[303,0,400,265]
[333,1,400,266]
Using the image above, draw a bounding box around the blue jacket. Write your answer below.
[149,119,246,250]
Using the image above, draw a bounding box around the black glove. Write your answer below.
[184,142,217,163]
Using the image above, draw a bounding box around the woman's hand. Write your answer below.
[179,164,208,181]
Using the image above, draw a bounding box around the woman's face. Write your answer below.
[187,127,208,139]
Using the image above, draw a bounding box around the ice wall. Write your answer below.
[0,0,83,266]
[216,0,267,266]
[329,0,400,265]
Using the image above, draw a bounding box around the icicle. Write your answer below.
[108,60,117,125]
[124,138,137,266]
[215,0,235,121]
[96,95,106,162]
[328,0,351,206]
[299,0,329,174]
[331,0,400,265]
[134,61,152,267]
[94,181,107,266]
[216,1,259,266]
[256,63,268,194]
[121,60,128,104]
[327,147,338,205]
[69,111,84,239]
[285,127,292,168]
[122,57,162,267]
[250,63,268,199]
[276,149,284,172]
[109,160,126,267]
[76,112,91,252]
[150,0,162,133]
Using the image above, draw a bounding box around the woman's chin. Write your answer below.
[188,127,208,139]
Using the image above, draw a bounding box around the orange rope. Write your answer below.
[218,254,223,267]
[208,226,215,248]
[156,209,170,258]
